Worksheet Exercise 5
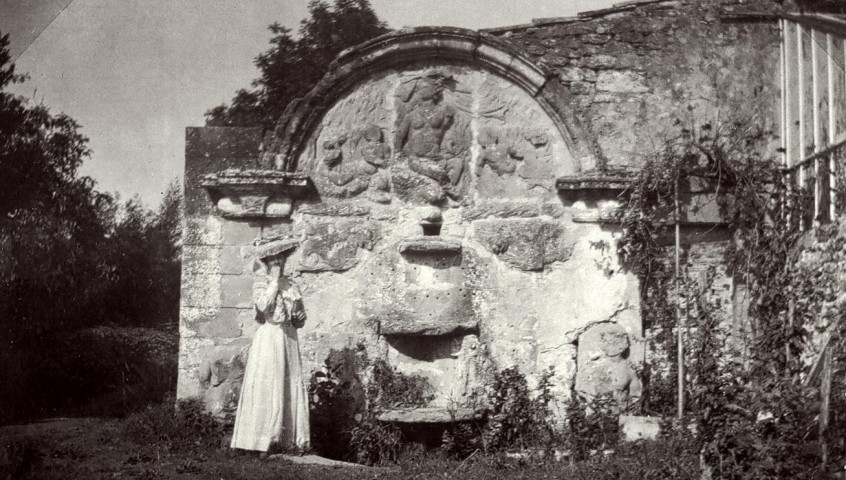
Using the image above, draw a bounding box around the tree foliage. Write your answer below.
[0,33,184,423]
[0,32,182,339]
[205,0,389,127]
[0,32,108,339]
[96,183,182,328]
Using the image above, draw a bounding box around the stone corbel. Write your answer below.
[556,174,631,224]
[200,169,311,219]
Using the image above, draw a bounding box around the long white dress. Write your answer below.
[230,277,310,452]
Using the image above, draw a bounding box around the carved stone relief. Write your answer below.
[392,70,472,204]
[320,124,391,198]
[297,65,576,204]
[309,80,394,201]
[574,323,643,409]
[473,219,572,271]
[475,76,570,197]
[298,221,379,272]
[199,349,248,421]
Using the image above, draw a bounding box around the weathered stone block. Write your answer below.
[391,164,447,205]
[582,33,611,45]
[568,81,594,96]
[380,285,476,336]
[596,70,649,93]
[619,415,662,442]
[377,407,481,423]
[177,336,215,398]
[181,274,221,308]
[473,219,571,270]
[198,307,247,338]
[184,216,222,246]
[219,246,247,275]
[540,202,565,218]
[220,275,254,309]
[397,237,462,254]
[558,67,597,83]
[575,323,642,406]
[299,221,378,272]
[616,30,645,44]
[198,346,249,420]
[180,306,219,337]
[182,245,221,275]
[462,202,540,221]
[260,220,293,241]
[216,194,292,219]
[221,220,262,246]
[201,169,308,219]
[581,54,619,69]
[298,203,371,217]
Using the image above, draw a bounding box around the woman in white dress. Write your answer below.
[230,249,310,452]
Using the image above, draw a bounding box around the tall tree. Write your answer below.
[0,33,184,337]
[205,0,389,127]
[0,32,111,339]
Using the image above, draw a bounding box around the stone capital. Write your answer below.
[200,168,311,219]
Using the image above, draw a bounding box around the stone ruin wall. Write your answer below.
[485,0,780,384]
[178,0,781,420]
[486,0,781,172]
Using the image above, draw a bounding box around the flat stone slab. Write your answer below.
[379,313,478,336]
[397,237,462,254]
[268,454,368,467]
[377,407,482,423]
[556,175,631,191]
[200,168,310,188]
[619,415,662,442]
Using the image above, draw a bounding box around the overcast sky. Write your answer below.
[1,0,617,207]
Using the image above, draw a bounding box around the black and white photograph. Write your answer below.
[1,0,845,478]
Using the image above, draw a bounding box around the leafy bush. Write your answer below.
[0,438,44,480]
[367,358,434,409]
[0,326,177,424]
[564,393,620,461]
[349,419,403,465]
[308,346,368,460]
[617,114,846,477]
[308,345,433,464]
[441,423,482,459]
[122,396,229,452]
[485,367,556,452]
[441,366,557,458]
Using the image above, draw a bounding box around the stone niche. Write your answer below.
[179,28,646,425]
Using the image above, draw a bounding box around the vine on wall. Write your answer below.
[617,113,845,476]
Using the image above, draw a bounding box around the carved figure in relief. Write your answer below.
[231,242,310,452]
[575,323,642,410]
[476,127,550,177]
[394,71,468,202]
[320,124,391,198]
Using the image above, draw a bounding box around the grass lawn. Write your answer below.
[1,417,699,479]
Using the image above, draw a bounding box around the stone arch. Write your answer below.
[262,27,598,174]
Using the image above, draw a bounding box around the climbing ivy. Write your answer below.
[616,112,846,477]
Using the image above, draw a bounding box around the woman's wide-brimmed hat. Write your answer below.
[253,236,299,261]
